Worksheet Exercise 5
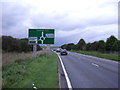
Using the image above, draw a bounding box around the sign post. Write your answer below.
[46,44,51,58]
[33,44,37,57]
[28,29,54,57]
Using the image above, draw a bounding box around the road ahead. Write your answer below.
[58,51,118,88]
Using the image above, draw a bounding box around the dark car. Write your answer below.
[60,50,68,55]
[53,49,56,51]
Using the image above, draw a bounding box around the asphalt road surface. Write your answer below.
[58,51,119,88]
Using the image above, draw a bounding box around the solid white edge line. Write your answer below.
[59,72,61,88]
[58,66,61,88]
[54,51,62,88]
[56,53,73,89]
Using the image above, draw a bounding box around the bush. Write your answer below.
[61,35,120,53]
[2,36,42,52]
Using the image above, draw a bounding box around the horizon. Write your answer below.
[2,34,118,47]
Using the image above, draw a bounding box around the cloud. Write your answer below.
[1,0,119,46]
[2,2,29,29]
[80,24,118,42]
[2,2,32,38]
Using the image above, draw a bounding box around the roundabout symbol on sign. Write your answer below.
[39,32,46,44]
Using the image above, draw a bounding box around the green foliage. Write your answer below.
[2,52,58,88]
[61,35,120,53]
[61,44,67,49]
[66,43,75,50]
[71,50,119,61]
[2,36,18,52]
[2,58,32,88]
[2,36,42,52]
[105,35,118,51]
[76,39,86,50]
[111,40,120,51]
[97,40,105,52]
[61,43,76,50]
[86,43,91,51]
[89,41,98,51]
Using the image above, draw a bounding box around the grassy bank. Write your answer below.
[2,51,46,65]
[71,50,119,61]
[2,51,58,88]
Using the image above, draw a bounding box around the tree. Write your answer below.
[67,43,75,50]
[105,35,118,51]
[89,41,98,51]
[97,40,105,52]
[2,36,42,52]
[86,43,91,51]
[60,35,119,53]
[61,44,67,49]
[2,36,19,52]
[111,40,120,51]
[76,39,86,50]
[61,43,76,50]
[19,40,31,52]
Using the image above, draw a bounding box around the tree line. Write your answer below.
[61,35,120,53]
[2,36,42,52]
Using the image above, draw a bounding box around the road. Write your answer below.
[58,51,119,88]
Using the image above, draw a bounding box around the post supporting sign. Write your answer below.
[33,44,37,57]
[28,29,55,57]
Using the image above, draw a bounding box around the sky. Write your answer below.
[1,0,119,46]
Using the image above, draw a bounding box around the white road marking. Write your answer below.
[92,63,99,67]
[57,64,61,88]
[56,53,72,89]
[32,83,35,86]
[58,71,61,88]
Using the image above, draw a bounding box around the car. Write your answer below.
[53,49,56,51]
[60,50,68,55]
[56,48,61,52]
[53,48,56,51]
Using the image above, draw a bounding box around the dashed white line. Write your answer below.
[92,63,99,67]
[56,53,72,89]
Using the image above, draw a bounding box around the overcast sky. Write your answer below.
[1,0,119,46]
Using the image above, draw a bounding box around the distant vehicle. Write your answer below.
[56,48,61,52]
[60,50,68,55]
[53,48,56,51]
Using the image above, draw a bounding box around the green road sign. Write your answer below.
[28,29,54,44]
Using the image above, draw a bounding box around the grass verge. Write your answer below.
[2,51,58,88]
[71,50,119,61]
[2,51,46,65]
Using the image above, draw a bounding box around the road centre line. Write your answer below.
[92,63,99,67]
[56,53,73,89]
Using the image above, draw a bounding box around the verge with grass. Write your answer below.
[2,51,58,88]
[71,50,119,61]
